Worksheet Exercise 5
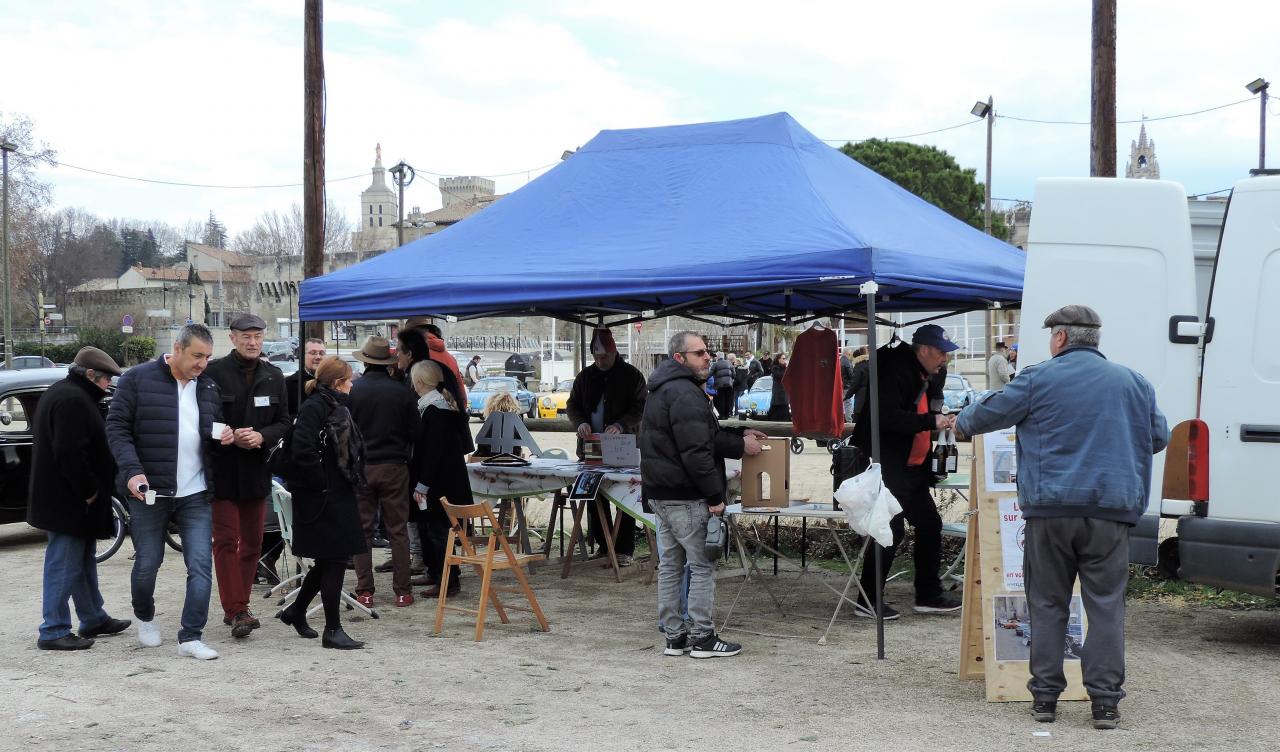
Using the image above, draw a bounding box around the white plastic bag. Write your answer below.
[834,463,902,547]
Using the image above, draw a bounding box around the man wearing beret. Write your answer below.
[29,347,130,650]
[956,305,1168,730]
[850,323,963,618]
[204,313,292,639]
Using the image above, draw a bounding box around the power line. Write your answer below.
[822,119,981,144]
[20,152,368,189]
[999,97,1256,126]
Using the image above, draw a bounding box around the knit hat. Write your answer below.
[590,328,618,355]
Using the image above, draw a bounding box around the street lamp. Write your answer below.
[1245,77,1269,172]
[389,160,415,247]
[1,140,16,368]
[970,98,994,236]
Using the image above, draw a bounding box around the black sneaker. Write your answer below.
[1031,700,1058,723]
[914,593,963,613]
[663,633,692,656]
[689,633,742,659]
[853,600,900,621]
[1091,704,1120,730]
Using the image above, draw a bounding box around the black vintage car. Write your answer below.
[0,368,180,561]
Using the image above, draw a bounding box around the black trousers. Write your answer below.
[292,558,346,630]
[714,389,735,419]
[588,502,636,556]
[412,498,472,586]
[857,464,944,604]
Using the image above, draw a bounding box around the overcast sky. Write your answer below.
[2,0,1276,236]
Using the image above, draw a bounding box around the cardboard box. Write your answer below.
[740,437,790,507]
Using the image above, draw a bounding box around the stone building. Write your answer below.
[350,144,400,253]
[1125,121,1161,179]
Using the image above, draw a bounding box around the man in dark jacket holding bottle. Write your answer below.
[850,324,961,619]
[29,347,130,650]
[640,331,764,659]
[203,314,291,639]
[348,335,421,608]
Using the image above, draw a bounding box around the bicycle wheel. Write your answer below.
[164,523,183,553]
[96,498,128,563]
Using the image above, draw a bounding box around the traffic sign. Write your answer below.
[48,313,63,321]
[122,325,134,334]
[122,314,134,327]
[634,323,643,332]
[43,317,51,326]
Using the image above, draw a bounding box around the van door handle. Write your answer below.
[1168,315,1215,345]
[1240,425,1280,443]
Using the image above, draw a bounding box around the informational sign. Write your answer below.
[122,325,134,334]
[997,497,1025,591]
[48,313,63,321]
[600,433,640,467]
[145,309,172,318]
[983,429,1018,493]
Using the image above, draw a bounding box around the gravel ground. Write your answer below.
[2,430,1278,751]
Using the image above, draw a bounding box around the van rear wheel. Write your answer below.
[1156,537,1181,580]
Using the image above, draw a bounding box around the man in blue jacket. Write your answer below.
[106,324,235,660]
[956,305,1168,730]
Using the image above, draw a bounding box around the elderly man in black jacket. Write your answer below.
[567,328,647,564]
[29,348,130,651]
[348,336,421,608]
[641,331,764,659]
[204,314,291,639]
[107,323,234,660]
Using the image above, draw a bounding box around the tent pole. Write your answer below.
[578,324,586,372]
[984,307,993,384]
[861,282,885,660]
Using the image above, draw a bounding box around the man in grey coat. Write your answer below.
[956,305,1168,730]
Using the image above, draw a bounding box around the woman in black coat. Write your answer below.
[766,353,791,421]
[408,359,475,598]
[28,354,132,650]
[276,356,367,649]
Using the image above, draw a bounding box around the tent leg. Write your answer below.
[863,283,885,660]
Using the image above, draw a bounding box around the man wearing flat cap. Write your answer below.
[28,348,131,650]
[204,313,292,639]
[348,335,421,608]
[850,323,963,618]
[956,305,1168,730]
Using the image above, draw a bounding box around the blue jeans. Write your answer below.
[129,492,212,643]
[39,532,111,641]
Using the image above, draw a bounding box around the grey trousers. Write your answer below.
[651,499,715,640]
[1023,516,1129,705]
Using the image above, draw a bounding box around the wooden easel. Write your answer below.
[958,433,1089,702]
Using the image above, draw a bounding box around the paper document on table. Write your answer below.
[600,433,641,467]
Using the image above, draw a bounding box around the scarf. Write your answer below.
[316,386,366,488]
[417,387,456,415]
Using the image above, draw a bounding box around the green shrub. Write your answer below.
[123,336,156,365]
[13,341,80,363]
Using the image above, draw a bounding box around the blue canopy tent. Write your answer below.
[300,112,1023,325]
[299,112,1025,656]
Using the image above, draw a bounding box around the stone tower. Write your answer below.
[353,144,399,251]
[1125,121,1160,179]
[439,175,496,208]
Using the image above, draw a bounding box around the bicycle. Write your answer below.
[96,497,184,563]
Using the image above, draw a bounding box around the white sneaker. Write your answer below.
[137,620,162,648]
[177,640,219,660]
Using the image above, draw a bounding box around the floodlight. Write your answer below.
[1245,78,1269,94]
[970,101,990,118]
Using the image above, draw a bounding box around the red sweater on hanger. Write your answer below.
[782,326,844,438]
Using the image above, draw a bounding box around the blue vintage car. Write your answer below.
[467,376,536,419]
[736,375,773,419]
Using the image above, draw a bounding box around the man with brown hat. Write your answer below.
[956,304,1168,730]
[29,347,130,650]
[348,335,421,607]
[204,313,292,638]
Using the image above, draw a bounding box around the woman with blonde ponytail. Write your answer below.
[407,360,475,598]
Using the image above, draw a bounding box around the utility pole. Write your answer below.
[390,161,415,247]
[1246,78,1270,172]
[1,140,14,368]
[1090,0,1117,177]
[302,0,326,342]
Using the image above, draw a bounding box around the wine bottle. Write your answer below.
[944,428,959,473]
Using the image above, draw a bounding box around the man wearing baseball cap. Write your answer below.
[850,323,962,619]
[957,305,1167,729]
[204,313,292,639]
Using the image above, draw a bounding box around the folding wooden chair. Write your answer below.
[434,497,550,641]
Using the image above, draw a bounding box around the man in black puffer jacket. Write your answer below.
[640,331,764,660]
[710,352,735,419]
[29,347,130,651]
[107,323,234,660]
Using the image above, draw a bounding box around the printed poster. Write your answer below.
[984,429,1018,493]
[998,497,1025,591]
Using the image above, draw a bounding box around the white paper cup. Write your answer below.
[416,496,428,511]
[211,421,227,439]
[144,489,157,506]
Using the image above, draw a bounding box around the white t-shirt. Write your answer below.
[174,375,207,497]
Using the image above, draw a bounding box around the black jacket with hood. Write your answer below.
[850,343,941,482]
[639,358,744,504]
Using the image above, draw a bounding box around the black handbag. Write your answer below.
[830,442,869,511]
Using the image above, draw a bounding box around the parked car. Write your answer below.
[0,368,180,562]
[537,379,574,419]
[736,375,773,419]
[943,374,979,411]
[275,359,300,377]
[0,355,57,371]
[467,376,536,419]
[262,341,295,362]
[338,353,365,379]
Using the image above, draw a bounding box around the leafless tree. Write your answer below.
[233,201,350,257]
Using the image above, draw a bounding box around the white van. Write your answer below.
[1019,174,1280,597]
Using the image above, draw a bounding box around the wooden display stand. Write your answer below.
[959,433,1089,703]
[740,438,789,508]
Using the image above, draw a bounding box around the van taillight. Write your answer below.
[1186,419,1209,502]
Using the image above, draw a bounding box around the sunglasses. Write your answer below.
[680,349,710,358]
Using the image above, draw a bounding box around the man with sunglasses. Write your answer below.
[640,331,765,659]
